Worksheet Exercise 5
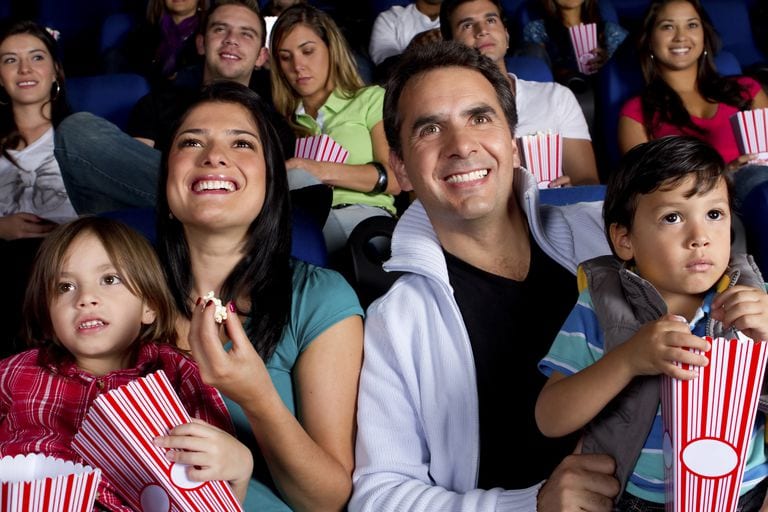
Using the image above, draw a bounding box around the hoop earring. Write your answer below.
[51,81,60,101]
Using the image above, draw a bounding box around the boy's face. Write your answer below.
[49,233,156,376]
[610,175,731,306]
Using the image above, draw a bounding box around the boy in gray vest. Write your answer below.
[536,136,768,511]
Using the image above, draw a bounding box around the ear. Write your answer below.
[196,33,205,56]
[389,149,413,192]
[141,303,157,325]
[254,47,269,69]
[609,223,634,261]
[511,137,521,168]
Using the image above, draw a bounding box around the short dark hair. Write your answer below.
[157,81,292,362]
[383,40,517,157]
[439,0,507,41]
[203,0,266,48]
[603,136,731,257]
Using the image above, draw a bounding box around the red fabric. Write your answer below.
[620,76,763,164]
[0,344,233,511]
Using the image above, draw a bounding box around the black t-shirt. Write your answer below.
[445,238,581,490]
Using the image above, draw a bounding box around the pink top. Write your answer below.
[620,76,763,164]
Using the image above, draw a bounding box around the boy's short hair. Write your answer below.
[603,136,731,256]
[203,0,266,48]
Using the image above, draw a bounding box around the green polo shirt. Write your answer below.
[295,86,395,214]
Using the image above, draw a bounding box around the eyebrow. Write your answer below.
[177,128,260,138]
[0,48,46,57]
[455,12,499,26]
[59,263,117,276]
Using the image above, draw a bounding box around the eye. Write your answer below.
[418,124,440,137]
[178,137,202,148]
[101,274,123,286]
[662,212,681,224]
[56,281,75,294]
[242,31,254,39]
[233,139,255,149]
[1,56,16,64]
[32,54,45,61]
[487,17,497,24]
[688,21,700,29]
[707,209,725,220]
[472,114,492,125]
[460,21,472,31]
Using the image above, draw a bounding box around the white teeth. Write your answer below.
[79,320,104,329]
[17,81,36,86]
[670,48,689,54]
[445,169,489,184]
[221,53,239,60]
[193,180,236,192]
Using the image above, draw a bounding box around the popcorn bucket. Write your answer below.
[72,371,243,512]
[0,454,101,512]
[731,108,768,165]
[661,335,768,512]
[518,132,563,188]
[294,134,349,163]
[568,23,598,75]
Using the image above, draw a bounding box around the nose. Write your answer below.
[474,22,487,37]
[444,125,478,159]
[223,29,239,47]
[687,221,710,248]
[200,140,230,167]
[76,284,100,308]
[18,57,31,74]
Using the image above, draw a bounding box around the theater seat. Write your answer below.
[66,73,150,131]
[702,0,766,68]
[506,55,554,82]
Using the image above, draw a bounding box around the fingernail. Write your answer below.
[228,301,235,312]
[195,297,201,305]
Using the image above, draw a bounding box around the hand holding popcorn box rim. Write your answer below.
[568,23,598,75]
[72,370,243,512]
[661,334,768,512]
[518,131,563,188]
[0,453,101,512]
[731,108,768,166]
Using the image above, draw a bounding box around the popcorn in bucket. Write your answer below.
[731,108,768,165]
[294,134,349,163]
[661,335,768,512]
[568,23,598,75]
[518,131,563,188]
[0,453,101,512]
[72,371,242,512]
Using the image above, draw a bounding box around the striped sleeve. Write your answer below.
[539,288,605,377]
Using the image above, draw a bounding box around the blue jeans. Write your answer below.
[53,112,160,214]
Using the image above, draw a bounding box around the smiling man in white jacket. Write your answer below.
[350,41,619,512]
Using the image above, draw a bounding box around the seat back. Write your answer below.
[506,55,554,82]
[100,12,136,55]
[66,73,150,130]
[702,0,766,68]
[343,215,403,309]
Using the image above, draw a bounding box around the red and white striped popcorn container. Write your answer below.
[731,108,768,165]
[568,23,598,75]
[72,371,243,512]
[518,131,563,188]
[0,453,101,512]
[294,134,349,163]
[661,335,768,512]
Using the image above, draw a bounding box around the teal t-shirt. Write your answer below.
[295,86,395,214]
[222,259,363,511]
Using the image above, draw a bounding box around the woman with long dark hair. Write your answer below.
[618,0,768,207]
[155,81,364,511]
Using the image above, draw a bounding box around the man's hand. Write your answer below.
[0,213,56,240]
[537,453,619,512]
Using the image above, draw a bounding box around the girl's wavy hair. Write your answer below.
[637,0,751,137]
[0,19,70,162]
[157,81,292,362]
[23,216,178,363]
[269,4,364,137]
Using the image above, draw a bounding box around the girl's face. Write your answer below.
[277,24,332,104]
[164,0,198,20]
[166,101,267,236]
[649,0,705,72]
[0,33,58,108]
[49,232,156,376]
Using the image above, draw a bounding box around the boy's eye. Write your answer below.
[707,209,725,220]
[662,212,681,224]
